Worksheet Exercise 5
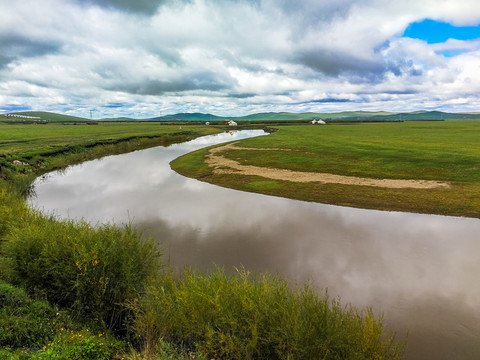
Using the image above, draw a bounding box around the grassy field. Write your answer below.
[0,121,404,359]
[0,122,221,156]
[171,120,480,218]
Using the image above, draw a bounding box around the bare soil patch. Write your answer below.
[206,142,451,190]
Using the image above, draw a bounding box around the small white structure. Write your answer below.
[5,114,41,120]
[227,120,237,126]
[311,119,326,125]
[205,121,210,125]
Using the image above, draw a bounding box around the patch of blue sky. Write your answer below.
[403,19,480,44]
[1,104,32,113]
[102,102,131,108]
[434,48,470,57]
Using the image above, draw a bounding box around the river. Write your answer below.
[28,130,480,360]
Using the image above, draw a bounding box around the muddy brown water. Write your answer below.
[28,130,480,360]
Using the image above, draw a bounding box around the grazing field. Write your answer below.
[0,122,220,156]
[171,120,480,218]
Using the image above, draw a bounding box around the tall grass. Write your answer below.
[1,201,162,332]
[0,281,124,359]
[133,268,404,360]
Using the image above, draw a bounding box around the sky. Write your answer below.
[1,0,480,118]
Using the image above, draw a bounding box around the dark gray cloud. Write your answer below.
[226,92,256,98]
[107,71,236,95]
[273,0,356,24]
[386,58,423,77]
[0,34,61,69]
[295,49,385,79]
[80,0,175,14]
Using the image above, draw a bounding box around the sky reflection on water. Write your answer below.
[29,130,480,360]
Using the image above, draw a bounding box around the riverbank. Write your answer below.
[0,123,404,359]
[171,121,480,218]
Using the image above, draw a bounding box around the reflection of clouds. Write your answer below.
[28,130,267,223]
[28,130,480,360]
[137,207,480,360]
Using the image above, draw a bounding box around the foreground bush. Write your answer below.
[0,281,124,359]
[133,268,404,360]
[0,281,71,349]
[1,206,162,332]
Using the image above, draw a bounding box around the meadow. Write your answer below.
[0,121,404,359]
[0,122,222,157]
[171,120,480,218]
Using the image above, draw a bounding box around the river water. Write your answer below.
[28,130,480,360]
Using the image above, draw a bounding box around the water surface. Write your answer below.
[29,130,480,360]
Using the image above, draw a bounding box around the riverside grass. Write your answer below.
[171,120,480,218]
[133,268,404,360]
[0,121,403,359]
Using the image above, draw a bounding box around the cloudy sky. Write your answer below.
[1,0,480,118]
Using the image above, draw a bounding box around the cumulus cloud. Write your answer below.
[79,0,183,15]
[1,0,480,117]
[0,35,61,70]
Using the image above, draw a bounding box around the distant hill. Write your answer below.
[148,113,226,122]
[0,111,90,122]
[104,111,399,122]
[138,110,478,122]
[2,110,479,123]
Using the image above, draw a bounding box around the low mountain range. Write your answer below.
[1,110,479,122]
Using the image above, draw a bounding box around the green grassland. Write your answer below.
[0,121,403,359]
[0,122,220,156]
[171,120,480,218]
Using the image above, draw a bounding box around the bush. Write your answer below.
[0,281,72,349]
[1,211,162,332]
[133,268,404,360]
[31,329,122,360]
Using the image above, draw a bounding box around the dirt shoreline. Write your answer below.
[206,142,451,190]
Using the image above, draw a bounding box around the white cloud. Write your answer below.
[1,0,480,117]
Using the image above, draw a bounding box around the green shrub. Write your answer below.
[1,211,162,332]
[31,329,122,360]
[133,268,404,360]
[0,281,128,359]
[0,281,72,349]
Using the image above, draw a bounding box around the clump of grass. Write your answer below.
[133,268,404,360]
[33,328,123,360]
[1,209,162,333]
[0,281,71,349]
[0,280,125,359]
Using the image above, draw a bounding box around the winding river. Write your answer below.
[28,130,480,360]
